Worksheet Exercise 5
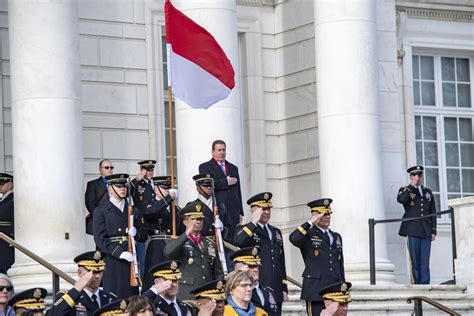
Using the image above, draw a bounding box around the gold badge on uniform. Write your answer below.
[323,199,329,206]
[33,288,42,299]
[94,251,101,260]
[264,192,270,200]
[252,247,258,256]
[217,281,223,290]
[188,258,194,265]
[196,204,202,212]
[410,201,415,206]
[171,261,178,270]
[341,283,347,292]
[313,249,319,257]
[120,300,127,310]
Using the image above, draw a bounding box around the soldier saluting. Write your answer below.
[397,165,437,284]
[289,198,345,316]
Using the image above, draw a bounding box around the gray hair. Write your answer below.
[0,273,13,288]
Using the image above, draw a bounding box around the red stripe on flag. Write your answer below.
[164,0,235,90]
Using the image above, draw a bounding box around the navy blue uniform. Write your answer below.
[252,285,278,316]
[47,288,116,316]
[289,222,345,316]
[143,289,191,316]
[234,222,288,312]
[397,185,437,284]
[93,200,146,298]
[0,192,14,273]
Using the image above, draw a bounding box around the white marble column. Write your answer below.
[314,0,394,283]
[8,0,85,289]
[172,0,243,205]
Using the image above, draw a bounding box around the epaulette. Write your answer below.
[205,236,216,244]
[182,300,199,309]
[109,292,117,298]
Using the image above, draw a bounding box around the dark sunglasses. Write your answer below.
[0,285,13,291]
[103,166,114,170]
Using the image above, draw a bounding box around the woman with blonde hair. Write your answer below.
[224,270,267,316]
[0,274,14,316]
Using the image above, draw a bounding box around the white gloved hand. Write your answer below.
[169,188,178,200]
[119,251,134,262]
[213,218,224,231]
[126,227,137,237]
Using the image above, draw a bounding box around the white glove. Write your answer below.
[119,251,133,262]
[126,227,137,237]
[169,188,178,200]
[213,217,224,231]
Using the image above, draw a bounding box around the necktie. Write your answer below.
[220,162,226,175]
[170,302,180,316]
[91,293,99,310]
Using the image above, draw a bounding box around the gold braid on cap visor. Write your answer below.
[195,289,226,301]
[153,270,182,280]
[78,260,106,272]
[186,212,205,219]
[13,299,45,310]
[311,206,332,215]
[234,256,261,266]
[98,311,128,316]
[251,201,273,208]
[323,292,352,303]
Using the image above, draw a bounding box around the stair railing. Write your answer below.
[407,295,460,316]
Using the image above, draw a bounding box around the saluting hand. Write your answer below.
[310,212,324,226]
[152,279,172,294]
[198,299,216,316]
[136,169,147,181]
[251,207,263,225]
[185,219,197,235]
[74,271,93,292]
[321,302,339,316]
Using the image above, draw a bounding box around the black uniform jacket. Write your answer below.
[289,222,345,302]
[198,159,243,231]
[0,192,14,272]
[397,185,437,238]
[47,288,116,316]
[164,233,224,301]
[131,178,156,211]
[85,177,109,234]
[252,285,278,316]
[234,222,288,303]
[143,288,192,316]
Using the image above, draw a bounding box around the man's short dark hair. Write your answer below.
[212,140,226,151]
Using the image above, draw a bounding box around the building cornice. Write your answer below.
[396,3,474,22]
[237,0,287,7]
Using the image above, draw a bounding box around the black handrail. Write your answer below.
[0,232,75,300]
[368,207,456,285]
[407,295,461,315]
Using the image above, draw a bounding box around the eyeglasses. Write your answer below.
[102,166,114,170]
[0,285,13,292]
[237,283,254,289]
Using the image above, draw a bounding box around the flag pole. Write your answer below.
[168,85,177,237]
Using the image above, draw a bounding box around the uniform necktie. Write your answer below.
[91,293,99,310]
[170,302,181,316]
[265,225,272,239]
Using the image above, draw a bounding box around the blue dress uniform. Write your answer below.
[289,198,345,316]
[140,176,176,290]
[93,174,147,299]
[47,251,116,316]
[9,288,47,315]
[130,160,157,210]
[143,261,192,316]
[397,165,437,285]
[164,201,224,301]
[233,192,288,315]
[0,173,14,273]
[231,247,278,316]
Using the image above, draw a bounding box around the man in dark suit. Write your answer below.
[0,173,14,274]
[231,247,278,316]
[234,192,288,315]
[199,140,243,238]
[47,251,116,315]
[93,174,147,299]
[289,198,345,316]
[85,160,114,235]
[143,260,192,316]
[397,165,437,285]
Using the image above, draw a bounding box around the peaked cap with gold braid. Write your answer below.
[181,200,206,220]
[307,198,333,215]
[8,288,47,311]
[190,279,226,301]
[149,260,182,280]
[319,281,352,303]
[74,250,106,272]
[230,247,261,266]
[247,192,273,208]
[93,299,128,316]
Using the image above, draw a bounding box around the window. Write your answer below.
[413,53,474,223]
[162,28,177,182]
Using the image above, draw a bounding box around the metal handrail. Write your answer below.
[0,232,75,299]
[368,208,456,285]
[407,295,460,316]
[223,240,303,288]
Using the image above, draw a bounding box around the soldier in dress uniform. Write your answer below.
[47,251,116,316]
[164,201,224,301]
[397,165,437,285]
[233,192,288,315]
[8,288,47,315]
[289,198,345,316]
[141,175,179,290]
[0,173,14,274]
[93,174,146,299]
[189,279,226,316]
[93,299,128,316]
[142,260,192,316]
[319,282,352,316]
[231,247,277,316]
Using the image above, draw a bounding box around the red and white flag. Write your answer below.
[164,0,235,109]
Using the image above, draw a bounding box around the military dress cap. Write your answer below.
[230,247,261,266]
[93,299,128,316]
[0,173,13,184]
[180,200,206,219]
[152,176,174,189]
[74,251,106,272]
[105,173,129,185]
[193,173,214,186]
[8,288,47,311]
[190,279,226,301]
[407,165,424,176]
[138,160,157,170]
[307,198,333,215]
[247,192,273,208]
[319,281,352,303]
[149,260,182,280]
